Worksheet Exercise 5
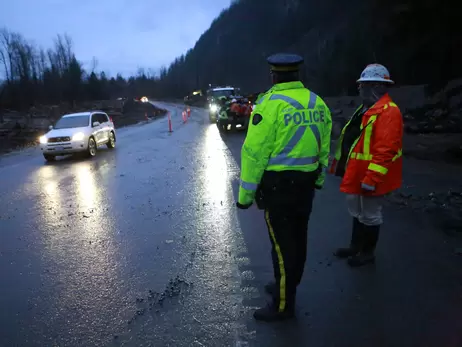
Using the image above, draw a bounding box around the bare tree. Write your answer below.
[90,56,98,73]
[0,27,174,109]
[48,33,73,76]
[0,28,14,82]
[37,48,47,78]
[10,33,36,81]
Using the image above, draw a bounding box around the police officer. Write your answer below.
[236,53,332,321]
[217,97,231,132]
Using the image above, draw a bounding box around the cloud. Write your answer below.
[0,0,231,76]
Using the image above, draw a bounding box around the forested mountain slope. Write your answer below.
[158,0,460,97]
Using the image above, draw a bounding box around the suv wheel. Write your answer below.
[87,137,97,157]
[107,132,116,149]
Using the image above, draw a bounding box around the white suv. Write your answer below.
[39,111,116,161]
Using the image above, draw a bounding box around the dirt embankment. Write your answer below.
[0,99,168,154]
[325,80,462,236]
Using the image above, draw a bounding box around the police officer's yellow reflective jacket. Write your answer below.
[218,107,229,120]
[255,92,265,104]
[238,81,332,205]
[218,101,232,120]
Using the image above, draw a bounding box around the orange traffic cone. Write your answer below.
[168,112,173,132]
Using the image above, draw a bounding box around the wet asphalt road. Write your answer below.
[1,102,462,347]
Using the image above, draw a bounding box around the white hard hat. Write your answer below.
[357,64,394,84]
[231,98,237,103]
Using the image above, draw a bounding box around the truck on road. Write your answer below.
[216,98,252,133]
[206,86,241,123]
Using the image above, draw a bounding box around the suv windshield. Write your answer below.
[54,116,89,129]
[209,89,235,98]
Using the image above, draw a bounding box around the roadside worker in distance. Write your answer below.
[236,53,332,322]
[329,64,403,267]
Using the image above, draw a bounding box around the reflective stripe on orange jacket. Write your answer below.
[329,93,403,196]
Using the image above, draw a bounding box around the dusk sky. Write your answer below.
[0,0,232,77]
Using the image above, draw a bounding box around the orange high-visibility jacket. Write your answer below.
[230,103,241,114]
[329,94,403,196]
[244,104,252,116]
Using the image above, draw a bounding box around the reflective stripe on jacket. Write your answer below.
[238,81,332,205]
[329,93,403,196]
[218,103,230,119]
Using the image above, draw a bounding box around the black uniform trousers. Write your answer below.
[256,170,317,312]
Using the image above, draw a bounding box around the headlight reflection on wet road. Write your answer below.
[43,181,57,195]
[202,125,231,204]
[32,160,125,345]
[178,120,252,342]
[193,125,245,281]
[38,165,55,192]
[35,165,64,224]
[75,165,98,209]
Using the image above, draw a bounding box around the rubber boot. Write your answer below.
[334,217,364,258]
[348,225,380,267]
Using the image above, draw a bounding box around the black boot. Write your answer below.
[348,225,380,267]
[334,217,364,258]
[253,300,295,322]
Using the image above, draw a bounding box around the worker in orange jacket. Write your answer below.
[329,64,403,267]
[243,99,253,116]
[229,98,241,130]
[230,98,241,114]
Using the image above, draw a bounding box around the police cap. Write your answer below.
[267,53,304,72]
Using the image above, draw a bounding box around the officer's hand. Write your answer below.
[315,171,325,190]
[236,202,252,209]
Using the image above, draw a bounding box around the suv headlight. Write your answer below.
[72,132,85,141]
[39,135,48,144]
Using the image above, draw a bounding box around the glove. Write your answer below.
[361,182,375,192]
[236,201,252,209]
